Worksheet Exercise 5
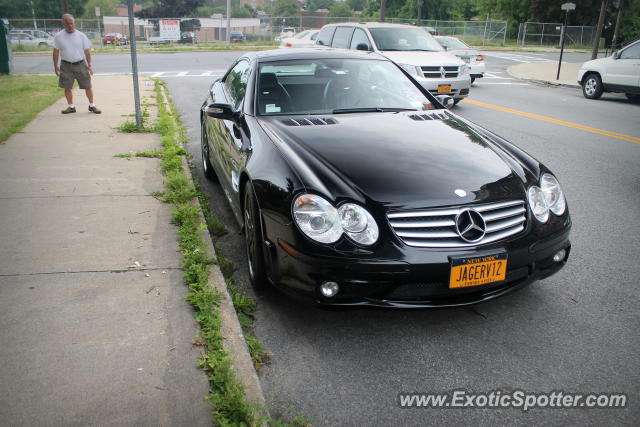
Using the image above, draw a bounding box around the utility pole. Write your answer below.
[62,0,68,14]
[127,0,142,127]
[380,0,386,22]
[611,0,623,50]
[591,0,609,59]
[226,0,231,47]
[557,2,576,80]
[417,0,424,24]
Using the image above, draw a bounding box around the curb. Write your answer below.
[506,65,581,89]
[158,80,268,417]
[181,157,269,415]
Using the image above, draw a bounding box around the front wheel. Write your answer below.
[201,123,216,180]
[244,185,268,289]
[582,73,603,99]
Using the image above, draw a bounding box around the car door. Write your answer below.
[209,60,251,205]
[606,42,640,89]
[330,26,355,49]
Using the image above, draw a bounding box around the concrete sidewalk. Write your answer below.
[0,76,211,426]
[507,61,582,87]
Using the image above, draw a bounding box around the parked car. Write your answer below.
[577,39,640,100]
[435,36,486,83]
[275,27,296,41]
[179,31,198,44]
[279,29,320,48]
[8,32,53,48]
[316,23,471,104]
[200,48,571,307]
[423,26,439,35]
[229,31,245,43]
[10,29,53,40]
[102,33,127,45]
[148,32,173,45]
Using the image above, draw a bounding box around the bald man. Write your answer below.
[53,14,101,114]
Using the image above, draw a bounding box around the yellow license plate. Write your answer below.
[438,84,452,93]
[449,253,507,288]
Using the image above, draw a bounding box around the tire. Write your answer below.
[625,93,640,102]
[582,73,603,99]
[244,184,268,289]
[201,122,216,180]
[453,98,462,105]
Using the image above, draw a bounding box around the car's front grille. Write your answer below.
[387,200,527,248]
[421,65,459,78]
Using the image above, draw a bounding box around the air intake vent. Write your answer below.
[408,112,448,121]
[388,200,527,248]
[281,117,337,126]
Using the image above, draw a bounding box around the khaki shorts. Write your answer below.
[58,61,92,89]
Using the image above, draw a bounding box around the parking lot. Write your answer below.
[13,50,640,424]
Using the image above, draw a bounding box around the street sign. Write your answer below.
[561,2,576,11]
[95,6,100,17]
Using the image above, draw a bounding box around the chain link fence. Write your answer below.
[516,22,596,48]
[7,16,508,47]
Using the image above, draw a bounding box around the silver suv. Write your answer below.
[316,22,471,104]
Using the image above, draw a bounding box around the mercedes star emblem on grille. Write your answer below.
[440,66,446,78]
[455,209,486,243]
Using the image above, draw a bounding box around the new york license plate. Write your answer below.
[449,253,508,288]
[438,84,452,93]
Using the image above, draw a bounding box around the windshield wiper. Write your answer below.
[332,107,416,114]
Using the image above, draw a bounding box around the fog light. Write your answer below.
[320,281,339,298]
[553,249,566,263]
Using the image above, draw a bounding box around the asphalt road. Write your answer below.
[14,51,639,425]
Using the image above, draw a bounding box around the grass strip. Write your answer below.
[0,75,61,143]
[142,79,258,425]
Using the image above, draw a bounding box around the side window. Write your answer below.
[619,43,640,59]
[224,60,250,109]
[332,27,354,49]
[317,26,336,46]
[350,28,371,51]
[311,32,318,41]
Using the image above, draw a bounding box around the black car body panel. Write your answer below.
[200,49,571,308]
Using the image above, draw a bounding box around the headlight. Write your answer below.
[460,64,470,75]
[293,194,379,245]
[293,194,342,244]
[398,63,422,77]
[338,203,379,245]
[540,173,566,215]
[528,186,549,223]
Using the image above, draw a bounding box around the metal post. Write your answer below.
[611,0,624,51]
[127,0,142,127]
[226,0,231,46]
[557,12,568,79]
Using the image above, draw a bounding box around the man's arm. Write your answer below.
[84,48,93,75]
[53,48,60,76]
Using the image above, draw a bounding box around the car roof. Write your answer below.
[249,47,388,63]
[324,22,426,29]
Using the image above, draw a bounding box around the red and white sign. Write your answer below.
[159,20,180,40]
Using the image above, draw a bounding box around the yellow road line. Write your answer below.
[462,99,640,144]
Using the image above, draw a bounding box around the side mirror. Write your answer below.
[435,95,455,109]
[356,43,370,51]
[204,103,236,120]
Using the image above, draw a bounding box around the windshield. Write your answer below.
[436,37,470,50]
[369,27,444,52]
[294,31,309,39]
[256,58,436,116]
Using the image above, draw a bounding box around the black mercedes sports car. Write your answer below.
[200,48,571,308]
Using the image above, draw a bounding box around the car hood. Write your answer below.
[579,55,615,70]
[379,51,464,67]
[258,112,528,210]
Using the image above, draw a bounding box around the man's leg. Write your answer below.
[64,88,73,105]
[85,88,94,104]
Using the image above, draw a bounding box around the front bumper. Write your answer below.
[415,75,472,99]
[263,218,571,308]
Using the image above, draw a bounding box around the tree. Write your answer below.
[346,0,366,11]
[328,3,354,17]
[271,0,300,17]
[136,0,206,18]
[231,6,252,18]
[0,0,86,19]
[307,0,335,12]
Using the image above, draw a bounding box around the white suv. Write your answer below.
[316,23,471,104]
[577,39,640,101]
